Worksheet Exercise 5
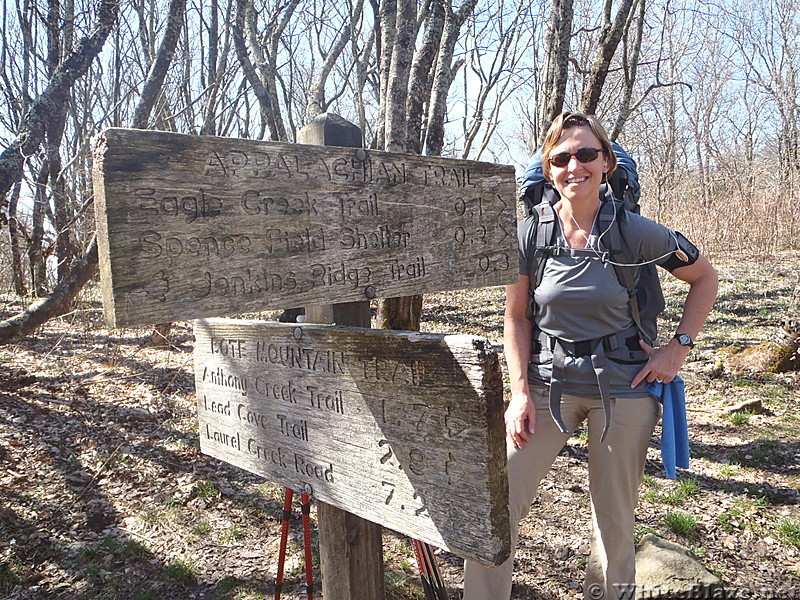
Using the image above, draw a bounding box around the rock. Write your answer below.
[720,399,770,416]
[635,534,722,599]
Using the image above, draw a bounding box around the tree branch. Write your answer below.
[0,236,98,345]
[0,0,120,219]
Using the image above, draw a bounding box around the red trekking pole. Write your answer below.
[275,487,314,600]
[275,488,294,600]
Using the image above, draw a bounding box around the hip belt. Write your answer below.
[536,328,646,442]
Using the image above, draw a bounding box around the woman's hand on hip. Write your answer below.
[505,392,536,449]
[631,339,691,387]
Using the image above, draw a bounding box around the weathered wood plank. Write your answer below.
[92,128,518,327]
[193,318,511,566]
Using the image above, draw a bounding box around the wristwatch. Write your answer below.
[673,333,695,349]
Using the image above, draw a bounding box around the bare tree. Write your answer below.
[460,0,528,160]
[405,0,445,154]
[580,0,636,114]
[536,0,573,144]
[131,0,187,129]
[232,0,300,141]
[306,0,366,120]
[0,0,120,342]
[382,0,417,154]
[0,0,120,213]
[424,0,479,156]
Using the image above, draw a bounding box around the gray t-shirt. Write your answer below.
[518,209,681,398]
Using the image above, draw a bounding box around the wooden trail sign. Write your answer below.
[194,318,510,566]
[92,128,518,327]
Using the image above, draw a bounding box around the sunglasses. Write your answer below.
[547,147,606,168]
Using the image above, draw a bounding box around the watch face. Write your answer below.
[676,334,693,347]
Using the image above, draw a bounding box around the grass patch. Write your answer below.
[641,476,700,505]
[663,511,699,538]
[192,521,213,536]
[223,526,246,542]
[762,384,790,399]
[780,411,798,423]
[634,524,659,543]
[385,569,426,600]
[140,506,167,525]
[732,378,759,388]
[677,477,700,497]
[718,462,751,480]
[717,496,769,534]
[195,480,219,499]
[133,591,157,600]
[0,552,24,590]
[775,518,800,548]
[160,559,196,583]
[211,576,271,599]
[725,411,754,426]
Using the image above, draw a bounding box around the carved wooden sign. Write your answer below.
[193,318,510,566]
[92,128,518,327]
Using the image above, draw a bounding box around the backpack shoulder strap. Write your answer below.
[529,200,557,288]
[597,200,652,345]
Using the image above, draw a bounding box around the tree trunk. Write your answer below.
[377,0,397,150]
[383,0,417,153]
[201,0,220,136]
[129,0,187,346]
[376,0,420,327]
[580,0,636,115]
[232,0,297,141]
[405,0,445,154]
[306,0,365,121]
[424,0,478,157]
[131,0,187,129]
[42,0,74,284]
[537,0,573,144]
[7,182,28,296]
[28,167,49,297]
[609,0,645,140]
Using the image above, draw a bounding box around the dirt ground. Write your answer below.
[0,253,799,600]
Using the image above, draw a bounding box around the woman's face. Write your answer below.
[547,126,608,205]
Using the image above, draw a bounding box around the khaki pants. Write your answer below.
[463,386,660,600]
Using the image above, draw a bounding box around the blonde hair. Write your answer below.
[540,112,617,181]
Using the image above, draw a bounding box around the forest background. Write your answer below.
[0,0,799,314]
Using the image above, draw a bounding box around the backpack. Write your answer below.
[519,142,664,346]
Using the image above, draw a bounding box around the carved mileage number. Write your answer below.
[379,440,428,517]
[453,196,510,274]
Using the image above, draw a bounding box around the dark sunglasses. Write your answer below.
[547,147,606,168]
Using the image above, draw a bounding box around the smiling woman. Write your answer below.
[462,112,719,600]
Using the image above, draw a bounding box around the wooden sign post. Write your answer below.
[92,115,519,598]
[295,115,384,600]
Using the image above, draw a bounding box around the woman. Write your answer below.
[463,112,718,600]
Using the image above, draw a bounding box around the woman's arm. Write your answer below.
[631,255,719,387]
[504,275,536,448]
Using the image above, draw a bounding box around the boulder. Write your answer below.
[720,399,770,416]
[635,534,723,599]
